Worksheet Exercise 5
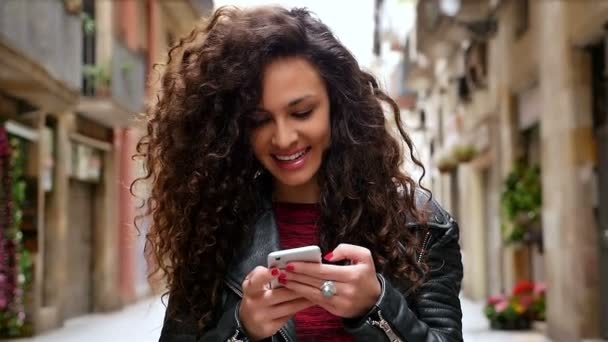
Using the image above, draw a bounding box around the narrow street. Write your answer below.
[10,295,549,342]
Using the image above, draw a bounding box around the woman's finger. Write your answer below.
[285,262,353,282]
[243,266,276,296]
[282,276,342,305]
[282,269,325,288]
[269,298,315,320]
[264,287,305,306]
[325,243,373,265]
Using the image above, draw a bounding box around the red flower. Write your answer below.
[517,294,534,310]
[513,280,534,296]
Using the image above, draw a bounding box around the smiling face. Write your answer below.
[249,57,331,202]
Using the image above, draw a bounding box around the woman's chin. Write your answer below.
[275,175,312,188]
[270,169,316,189]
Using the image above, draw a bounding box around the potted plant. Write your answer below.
[436,156,458,173]
[64,0,83,15]
[530,282,546,322]
[500,163,542,247]
[83,64,112,97]
[81,13,95,37]
[452,144,477,163]
[484,280,546,330]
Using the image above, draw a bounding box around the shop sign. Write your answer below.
[70,142,102,182]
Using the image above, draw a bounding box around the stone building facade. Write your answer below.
[407,0,607,340]
[0,0,212,336]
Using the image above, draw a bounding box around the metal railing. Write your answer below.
[82,35,146,114]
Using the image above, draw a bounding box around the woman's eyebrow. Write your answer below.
[256,95,315,113]
[286,95,313,108]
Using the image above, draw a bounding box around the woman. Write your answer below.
[136,5,463,342]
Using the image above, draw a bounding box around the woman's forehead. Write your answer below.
[259,57,327,110]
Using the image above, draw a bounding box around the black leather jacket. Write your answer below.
[159,191,463,342]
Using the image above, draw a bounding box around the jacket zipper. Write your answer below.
[369,310,404,342]
[224,280,292,342]
[417,231,432,263]
[227,330,245,342]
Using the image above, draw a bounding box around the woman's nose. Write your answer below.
[271,121,298,149]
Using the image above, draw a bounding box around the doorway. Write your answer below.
[591,41,608,338]
[65,179,95,319]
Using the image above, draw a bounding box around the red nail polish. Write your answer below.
[279,278,287,285]
[324,252,334,261]
[286,265,295,272]
[279,274,287,280]
[271,268,279,276]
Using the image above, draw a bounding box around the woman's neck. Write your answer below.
[273,178,320,204]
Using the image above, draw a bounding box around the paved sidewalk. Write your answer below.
[10,295,551,341]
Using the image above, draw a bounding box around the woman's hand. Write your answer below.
[281,243,381,318]
[239,266,314,341]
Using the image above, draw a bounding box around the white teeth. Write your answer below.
[275,149,307,161]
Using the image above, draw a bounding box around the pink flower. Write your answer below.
[487,294,507,306]
[534,282,546,296]
[494,300,509,313]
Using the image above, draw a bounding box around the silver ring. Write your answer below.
[320,280,337,298]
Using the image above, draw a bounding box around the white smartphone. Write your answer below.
[267,245,322,288]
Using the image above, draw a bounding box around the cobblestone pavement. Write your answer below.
[10,295,552,341]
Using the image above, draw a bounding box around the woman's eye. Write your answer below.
[250,114,271,127]
[293,109,313,119]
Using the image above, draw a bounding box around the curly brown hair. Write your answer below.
[133,5,430,334]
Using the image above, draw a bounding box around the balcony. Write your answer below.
[453,0,500,22]
[0,0,80,111]
[416,0,468,61]
[78,36,146,127]
[415,0,498,62]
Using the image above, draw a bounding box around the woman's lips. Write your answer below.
[272,147,311,171]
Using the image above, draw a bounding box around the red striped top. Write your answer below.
[273,202,355,342]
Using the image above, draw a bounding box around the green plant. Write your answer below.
[120,62,134,74]
[500,163,541,244]
[452,144,477,163]
[436,156,458,173]
[81,12,95,36]
[0,136,33,337]
[83,64,112,94]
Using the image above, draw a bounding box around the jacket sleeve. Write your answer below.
[344,220,464,342]
[159,295,251,342]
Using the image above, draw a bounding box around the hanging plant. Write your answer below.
[452,144,478,163]
[81,12,96,37]
[437,156,458,173]
[64,0,83,15]
[500,163,542,246]
[83,63,112,97]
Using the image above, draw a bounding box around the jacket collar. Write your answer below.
[225,195,279,290]
[224,197,298,342]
